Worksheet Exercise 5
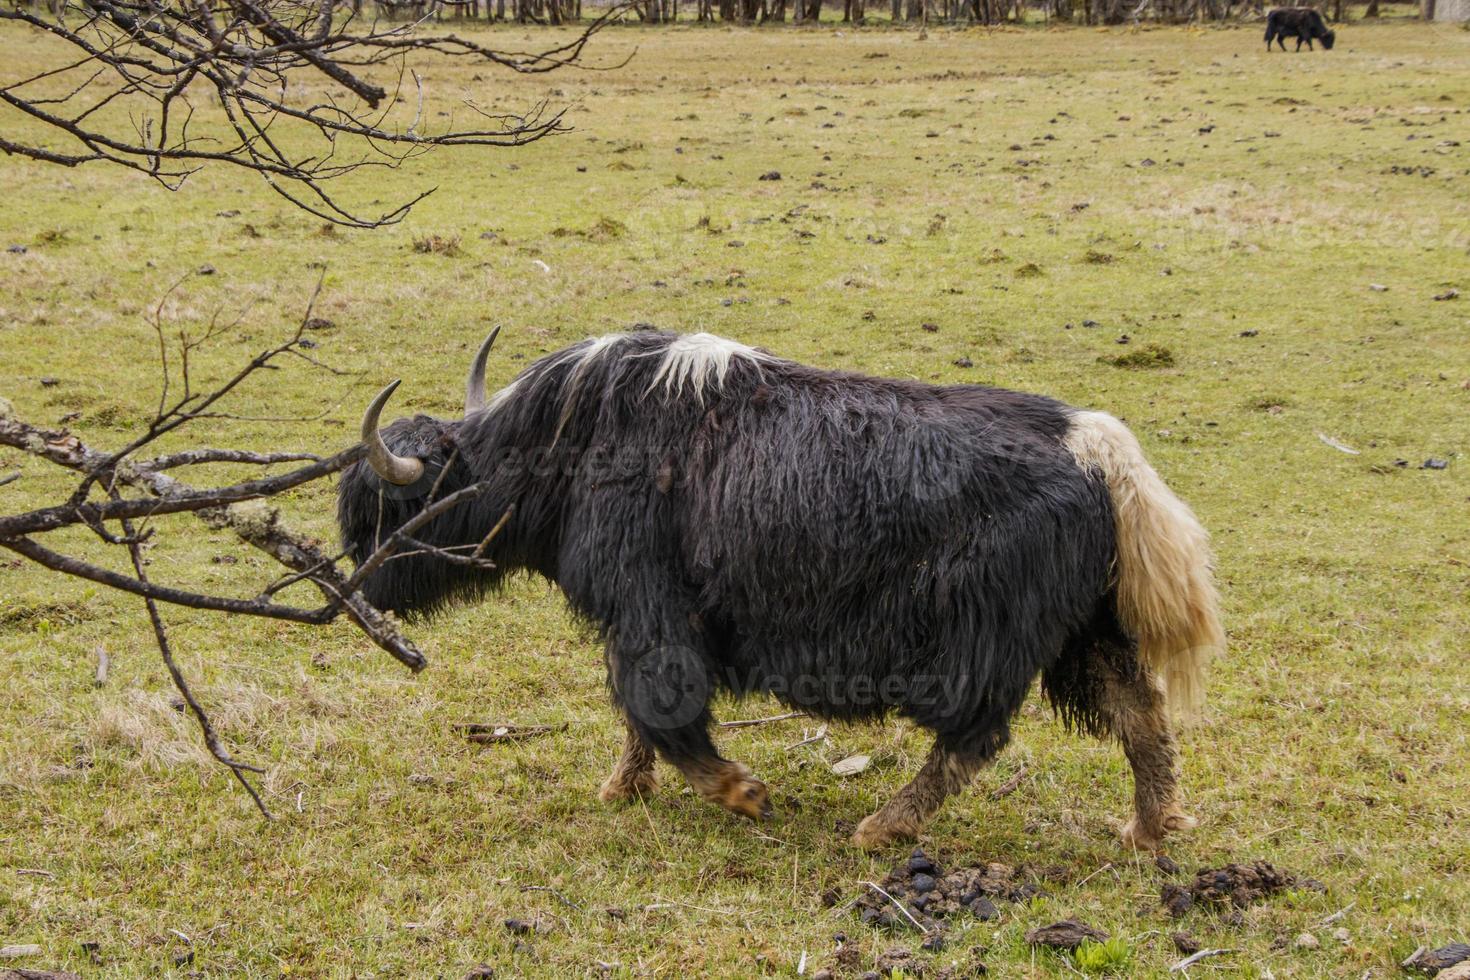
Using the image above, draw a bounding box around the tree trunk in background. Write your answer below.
[1419,0,1434,17]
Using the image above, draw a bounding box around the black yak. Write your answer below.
[337,330,1224,851]
[1265,7,1336,50]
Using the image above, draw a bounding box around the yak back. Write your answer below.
[462,333,1118,740]
[1268,7,1329,35]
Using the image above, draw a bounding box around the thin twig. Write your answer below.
[719,711,807,729]
[471,504,515,560]
[1170,948,1237,972]
[335,481,492,601]
[991,764,1029,800]
[94,645,110,688]
[119,504,273,818]
[1074,862,1115,888]
[521,885,582,911]
[785,725,828,750]
[860,881,930,934]
[644,897,737,916]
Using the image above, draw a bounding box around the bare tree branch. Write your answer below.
[0,408,429,672]
[118,501,275,817]
[0,283,518,807]
[1,0,632,226]
[143,449,322,470]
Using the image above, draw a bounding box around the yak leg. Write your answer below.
[851,730,1006,850]
[610,637,771,821]
[1089,652,1196,852]
[1277,35,1287,50]
[599,721,658,802]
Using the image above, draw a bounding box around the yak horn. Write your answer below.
[361,380,424,486]
[464,326,501,415]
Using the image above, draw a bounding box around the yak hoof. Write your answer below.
[1164,810,1200,832]
[1118,816,1162,853]
[598,770,659,803]
[1120,810,1198,852]
[708,763,773,821]
[851,812,917,851]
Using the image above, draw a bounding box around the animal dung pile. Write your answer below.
[850,848,1043,933]
[1160,860,1325,918]
[1024,920,1110,951]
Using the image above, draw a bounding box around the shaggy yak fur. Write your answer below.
[1264,7,1336,50]
[338,330,1225,851]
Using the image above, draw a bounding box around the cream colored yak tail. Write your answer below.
[1064,411,1225,716]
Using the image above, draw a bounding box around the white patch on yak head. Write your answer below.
[483,332,768,430]
[645,332,769,402]
[480,333,627,421]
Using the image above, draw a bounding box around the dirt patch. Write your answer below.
[551,217,628,242]
[849,848,1043,933]
[0,598,87,631]
[1099,343,1175,369]
[1161,860,1324,919]
[411,234,462,257]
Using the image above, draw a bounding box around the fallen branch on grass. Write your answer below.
[990,764,1029,800]
[719,711,807,729]
[1169,948,1237,972]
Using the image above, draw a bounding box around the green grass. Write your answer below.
[1074,936,1134,974]
[2,14,1469,979]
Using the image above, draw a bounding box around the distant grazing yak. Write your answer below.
[338,330,1225,851]
[1265,7,1336,50]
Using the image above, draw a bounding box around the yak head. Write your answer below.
[337,330,506,618]
[1321,28,1336,49]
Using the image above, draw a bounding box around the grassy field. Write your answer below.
[3,14,1469,978]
